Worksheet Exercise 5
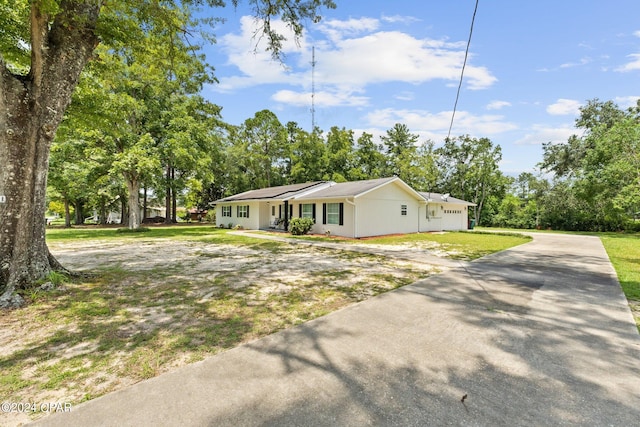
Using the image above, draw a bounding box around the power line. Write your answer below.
[447,0,479,141]
[311,46,316,132]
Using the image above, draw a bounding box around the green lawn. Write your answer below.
[600,233,640,330]
[284,230,532,260]
[355,231,531,260]
[46,224,228,242]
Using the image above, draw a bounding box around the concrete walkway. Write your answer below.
[34,233,640,426]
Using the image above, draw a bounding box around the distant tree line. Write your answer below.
[48,39,639,232]
[493,99,640,232]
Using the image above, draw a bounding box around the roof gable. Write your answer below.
[296,177,425,201]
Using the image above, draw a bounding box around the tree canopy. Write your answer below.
[0,0,337,305]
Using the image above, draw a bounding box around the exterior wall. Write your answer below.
[419,203,469,231]
[216,201,262,229]
[355,184,422,238]
[420,204,442,232]
[441,203,468,230]
[258,202,271,229]
[310,199,355,238]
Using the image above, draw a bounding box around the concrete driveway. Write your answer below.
[34,233,640,426]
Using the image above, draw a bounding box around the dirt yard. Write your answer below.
[1,237,449,426]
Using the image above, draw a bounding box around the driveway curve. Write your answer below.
[34,233,640,426]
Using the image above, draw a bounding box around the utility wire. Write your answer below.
[447,0,479,141]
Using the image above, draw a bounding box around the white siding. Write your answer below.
[310,199,354,238]
[215,202,261,229]
[354,183,422,238]
[419,203,469,231]
[420,204,443,232]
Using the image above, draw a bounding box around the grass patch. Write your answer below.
[600,233,640,331]
[46,224,245,243]
[116,227,150,234]
[276,230,531,260]
[354,231,530,260]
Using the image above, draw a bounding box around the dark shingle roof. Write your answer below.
[216,181,327,202]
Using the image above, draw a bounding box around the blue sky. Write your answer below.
[202,0,640,175]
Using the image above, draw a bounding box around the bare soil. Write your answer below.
[1,237,446,426]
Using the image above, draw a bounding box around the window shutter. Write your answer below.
[236,206,239,217]
[290,204,293,218]
[246,205,249,218]
[322,203,327,224]
[339,203,344,226]
[279,205,282,218]
[312,204,316,221]
[299,204,302,218]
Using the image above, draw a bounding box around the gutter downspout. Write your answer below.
[345,198,356,238]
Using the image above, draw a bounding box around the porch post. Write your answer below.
[284,200,289,231]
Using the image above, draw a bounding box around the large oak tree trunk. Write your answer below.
[165,163,172,225]
[125,173,141,230]
[0,2,100,306]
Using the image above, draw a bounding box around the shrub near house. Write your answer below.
[289,218,315,235]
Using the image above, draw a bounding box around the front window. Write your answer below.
[327,203,340,225]
[222,206,231,217]
[302,204,314,219]
[401,205,407,216]
[237,205,249,218]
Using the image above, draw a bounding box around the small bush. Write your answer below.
[233,224,244,230]
[289,217,315,235]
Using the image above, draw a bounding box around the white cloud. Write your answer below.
[616,53,640,72]
[546,99,582,116]
[615,96,640,108]
[633,30,640,38]
[381,15,421,25]
[514,125,578,146]
[215,15,497,94]
[394,91,415,101]
[486,100,511,110]
[559,57,592,68]
[271,89,369,107]
[316,31,496,90]
[364,108,516,141]
[319,17,380,43]
[215,16,308,91]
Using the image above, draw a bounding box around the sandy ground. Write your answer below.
[48,237,444,294]
[2,237,453,427]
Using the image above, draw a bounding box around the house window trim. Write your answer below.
[300,203,315,220]
[222,205,232,217]
[237,205,250,218]
[323,202,343,226]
